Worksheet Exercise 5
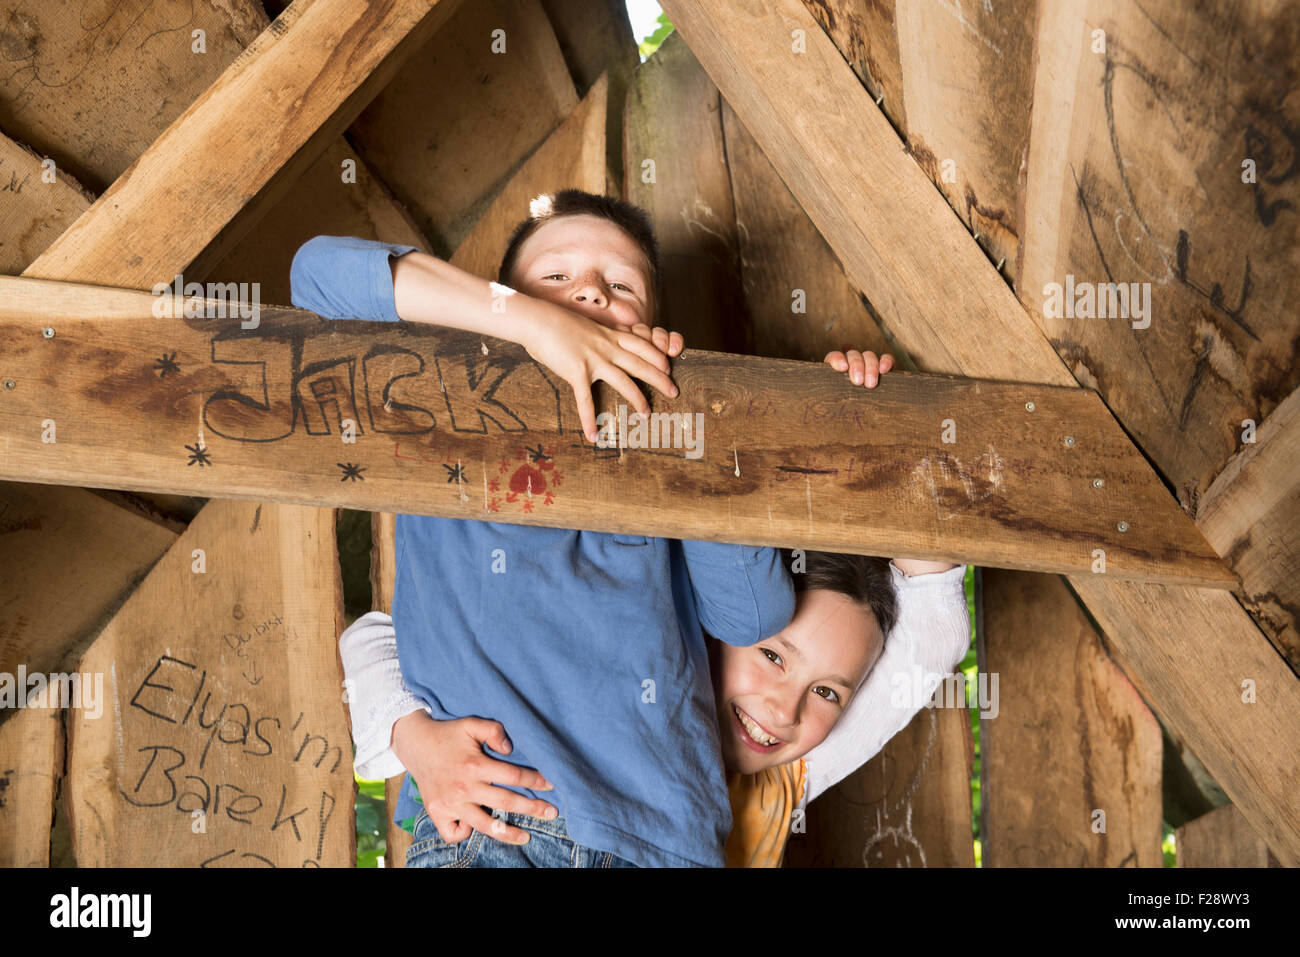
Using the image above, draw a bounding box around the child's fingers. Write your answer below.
[860,350,881,387]
[846,349,865,385]
[824,350,848,371]
[599,366,652,417]
[482,786,558,822]
[471,718,512,756]
[880,353,895,374]
[617,329,672,372]
[611,353,678,402]
[433,814,473,844]
[668,330,684,357]
[467,806,531,846]
[571,384,598,442]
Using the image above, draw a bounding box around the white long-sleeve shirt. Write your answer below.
[340,562,971,810]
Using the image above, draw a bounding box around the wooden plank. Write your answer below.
[0,276,1234,586]
[1019,0,1300,496]
[450,74,608,280]
[660,0,1300,867]
[785,704,974,867]
[894,0,1036,284]
[721,97,893,364]
[1070,576,1300,866]
[0,133,94,275]
[66,498,354,866]
[1176,802,1281,868]
[199,139,431,305]
[803,0,907,134]
[1196,386,1300,672]
[0,707,62,867]
[981,568,1162,866]
[22,0,463,289]
[0,0,264,191]
[0,483,180,864]
[624,30,748,351]
[659,0,1074,385]
[347,0,578,257]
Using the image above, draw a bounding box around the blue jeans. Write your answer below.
[405,807,639,868]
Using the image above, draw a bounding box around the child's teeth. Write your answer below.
[735,705,777,746]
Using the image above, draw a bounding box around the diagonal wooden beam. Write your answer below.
[22,0,464,290]
[656,0,1300,864]
[0,276,1233,587]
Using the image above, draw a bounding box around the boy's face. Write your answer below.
[712,589,883,776]
[509,213,655,330]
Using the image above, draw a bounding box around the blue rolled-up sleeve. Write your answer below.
[680,540,795,646]
[289,235,420,322]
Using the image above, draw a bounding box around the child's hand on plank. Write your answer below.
[391,710,556,846]
[824,347,895,388]
[520,299,680,443]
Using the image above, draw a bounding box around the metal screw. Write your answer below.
[42,326,54,339]
[1093,478,1104,489]
[3,379,14,390]
[875,92,884,106]
[1025,401,1036,413]
[1064,436,1075,447]
[1117,521,1129,533]
[996,257,1006,271]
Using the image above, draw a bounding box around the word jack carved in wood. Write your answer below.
[0,277,1233,586]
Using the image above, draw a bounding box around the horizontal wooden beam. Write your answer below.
[0,276,1232,586]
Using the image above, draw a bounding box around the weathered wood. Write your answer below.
[660,0,1300,865]
[1070,576,1300,866]
[660,0,1073,385]
[1176,802,1282,868]
[539,0,638,188]
[367,510,410,868]
[1197,386,1300,672]
[624,30,749,351]
[785,704,974,867]
[981,568,1162,866]
[0,0,264,192]
[22,0,463,289]
[802,0,906,134]
[894,0,1036,283]
[0,483,180,864]
[200,139,430,305]
[66,499,354,866]
[348,0,578,257]
[450,74,608,280]
[1019,0,1300,496]
[0,132,93,275]
[721,97,893,364]
[0,276,1235,586]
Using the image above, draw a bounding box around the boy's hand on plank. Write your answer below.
[391,710,557,846]
[824,347,895,388]
[519,299,679,443]
[625,323,684,358]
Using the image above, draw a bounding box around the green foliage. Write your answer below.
[356,775,386,868]
[638,14,674,60]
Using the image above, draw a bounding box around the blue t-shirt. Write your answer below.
[290,236,796,867]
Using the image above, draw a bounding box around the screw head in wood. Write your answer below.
[1025,401,1036,413]
[3,379,14,390]
[42,326,55,338]
[1093,478,1104,489]
[1117,520,1129,533]
[1065,435,1075,447]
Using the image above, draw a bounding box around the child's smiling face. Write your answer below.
[509,213,655,330]
[712,588,884,775]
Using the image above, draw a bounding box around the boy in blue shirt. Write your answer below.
[290,191,803,866]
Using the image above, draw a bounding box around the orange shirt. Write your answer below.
[725,759,806,868]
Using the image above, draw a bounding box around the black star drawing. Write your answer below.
[338,462,366,482]
[525,444,552,463]
[154,351,180,378]
[185,442,212,467]
[443,463,467,484]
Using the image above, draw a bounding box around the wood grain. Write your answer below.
[0,276,1235,586]
[0,132,93,275]
[981,568,1162,866]
[1176,802,1281,868]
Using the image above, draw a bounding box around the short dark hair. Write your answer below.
[782,549,898,641]
[497,189,663,321]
